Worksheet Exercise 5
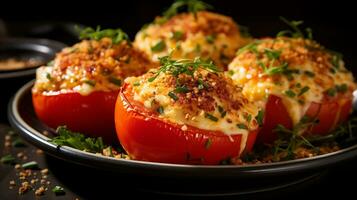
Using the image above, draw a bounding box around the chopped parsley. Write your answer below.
[1,154,15,164]
[205,35,215,44]
[108,76,122,86]
[133,82,140,86]
[148,55,220,82]
[284,89,296,98]
[151,40,166,52]
[298,86,310,96]
[22,161,39,169]
[51,126,106,153]
[304,70,315,77]
[172,31,184,40]
[237,124,248,130]
[205,113,218,122]
[255,110,264,127]
[78,26,129,44]
[52,186,65,195]
[174,85,189,93]
[218,106,226,118]
[84,80,96,87]
[157,106,164,114]
[168,91,179,101]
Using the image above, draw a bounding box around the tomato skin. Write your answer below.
[32,90,119,143]
[257,95,293,144]
[257,94,353,144]
[115,84,258,165]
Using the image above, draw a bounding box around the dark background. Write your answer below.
[1,0,357,199]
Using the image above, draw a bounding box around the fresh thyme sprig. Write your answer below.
[148,55,220,82]
[78,26,130,44]
[277,17,313,40]
[272,116,318,160]
[156,0,213,24]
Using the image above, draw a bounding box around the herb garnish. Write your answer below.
[108,76,122,86]
[255,110,264,127]
[298,86,310,96]
[172,31,184,40]
[284,90,296,98]
[22,161,39,169]
[276,17,313,39]
[51,126,106,153]
[52,186,65,195]
[205,113,218,122]
[157,106,164,114]
[237,124,248,130]
[1,154,16,164]
[157,0,213,24]
[151,40,166,52]
[218,106,227,118]
[168,91,179,101]
[148,55,220,82]
[78,26,129,44]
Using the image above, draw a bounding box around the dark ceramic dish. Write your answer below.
[7,81,357,196]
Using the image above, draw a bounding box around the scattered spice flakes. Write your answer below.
[35,186,46,196]
[18,181,31,195]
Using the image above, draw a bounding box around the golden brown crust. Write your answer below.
[33,38,157,93]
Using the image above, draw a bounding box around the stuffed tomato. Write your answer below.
[32,28,156,142]
[228,37,356,144]
[115,57,260,164]
[134,2,251,70]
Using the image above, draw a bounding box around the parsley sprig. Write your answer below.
[78,26,129,44]
[51,126,106,153]
[148,55,220,82]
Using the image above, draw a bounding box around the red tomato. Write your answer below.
[32,90,119,143]
[257,94,353,144]
[115,84,258,165]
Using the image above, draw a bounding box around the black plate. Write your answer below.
[0,38,66,77]
[7,81,357,196]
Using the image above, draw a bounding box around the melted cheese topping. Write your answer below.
[33,38,157,95]
[228,37,356,124]
[134,11,250,69]
[125,69,260,138]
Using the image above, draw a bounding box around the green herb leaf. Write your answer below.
[133,82,140,86]
[255,110,264,127]
[78,26,129,44]
[51,126,106,153]
[205,113,218,122]
[22,161,39,169]
[284,89,296,98]
[326,88,336,97]
[172,31,184,40]
[264,48,281,60]
[159,0,213,24]
[298,86,310,96]
[84,80,96,87]
[168,91,179,101]
[237,40,261,55]
[304,70,315,77]
[148,55,220,82]
[157,106,164,114]
[218,106,227,118]
[237,124,248,130]
[277,17,313,39]
[108,76,122,86]
[174,86,189,93]
[52,186,65,195]
[12,138,26,147]
[336,83,348,93]
[205,35,215,44]
[46,73,52,80]
[151,40,166,52]
[1,154,16,164]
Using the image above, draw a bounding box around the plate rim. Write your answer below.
[0,37,67,79]
[8,80,357,177]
